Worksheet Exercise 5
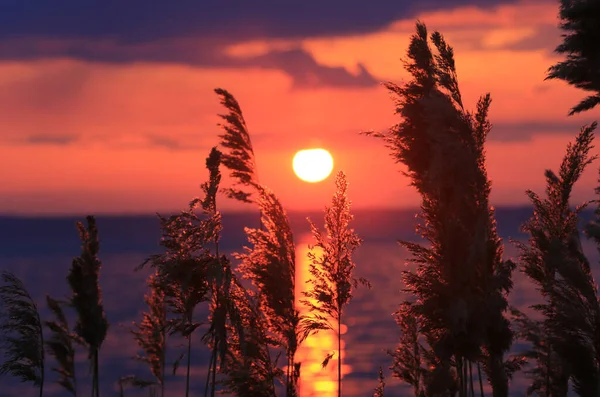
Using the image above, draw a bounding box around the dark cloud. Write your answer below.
[0,1,521,89]
[0,1,520,43]
[0,38,376,89]
[493,24,562,53]
[247,48,377,88]
[23,134,78,145]
[490,120,592,141]
[144,134,204,151]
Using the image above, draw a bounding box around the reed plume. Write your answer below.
[140,148,226,397]
[220,275,280,397]
[214,87,297,395]
[44,295,80,396]
[515,122,599,396]
[236,184,300,396]
[215,88,260,203]
[0,270,45,397]
[67,215,108,397]
[389,301,426,397]
[365,21,517,396]
[130,273,167,397]
[546,0,600,115]
[301,171,370,397]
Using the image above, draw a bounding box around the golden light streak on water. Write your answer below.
[295,233,351,397]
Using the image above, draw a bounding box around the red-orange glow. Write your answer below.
[295,234,352,397]
[0,0,597,214]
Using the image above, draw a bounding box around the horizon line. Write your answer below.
[0,204,564,219]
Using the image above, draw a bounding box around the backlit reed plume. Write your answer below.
[365,21,518,397]
[514,122,599,396]
[510,309,566,397]
[129,272,167,397]
[44,295,80,396]
[390,301,428,397]
[301,171,370,397]
[67,215,109,397]
[0,270,45,397]
[236,185,301,397]
[215,88,260,203]
[214,87,299,395]
[140,147,225,397]
[220,275,280,397]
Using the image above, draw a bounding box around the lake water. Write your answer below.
[0,208,597,397]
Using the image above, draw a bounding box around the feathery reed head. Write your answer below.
[237,184,297,336]
[366,21,516,395]
[0,271,44,386]
[67,215,109,351]
[215,88,260,203]
[131,272,167,386]
[302,171,369,331]
[546,0,600,115]
[44,295,79,395]
[516,122,599,395]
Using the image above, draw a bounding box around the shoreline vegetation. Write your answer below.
[2,1,600,396]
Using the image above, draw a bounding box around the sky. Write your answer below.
[0,0,598,214]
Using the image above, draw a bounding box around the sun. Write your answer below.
[292,148,334,183]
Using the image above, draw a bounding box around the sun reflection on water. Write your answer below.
[295,233,351,397]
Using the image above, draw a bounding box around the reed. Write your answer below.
[301,171,370,397]
[67,216,108,397]
[0,271,45,397]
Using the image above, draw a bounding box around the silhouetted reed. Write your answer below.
[215,87,305,396]
[514,122,599,396]
[546,0,600,115]
[236,184,301,396]
[301,171,370,397]
[0,270,45,397]
[140,147,226,397]
[44,295,80,396]
[365,21,518,397]
[219,275,279,397]
[128,273,167,397]
[215,88,261,204]
[67,216,108,397]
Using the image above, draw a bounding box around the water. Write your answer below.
[0,208,597,397]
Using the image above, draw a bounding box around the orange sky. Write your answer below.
[0,0,598,214]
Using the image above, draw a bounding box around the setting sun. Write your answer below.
[292,148,334,183]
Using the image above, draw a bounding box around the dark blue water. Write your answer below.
[0,208,596,397]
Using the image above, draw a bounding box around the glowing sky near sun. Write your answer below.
[0,0,597,214]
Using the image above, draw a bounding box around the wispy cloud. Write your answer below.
[22,134,79,145]
[490,120,594,142]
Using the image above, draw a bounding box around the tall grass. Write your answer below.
[301,171,370,397]
[365,21,518,397]
[67,216,108,397]
[236,185,301,396]
[129,273,167,397]
[546,0,600,115]
[0,271,45,397]
[513,123,599,396]
[44,295,79,396]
